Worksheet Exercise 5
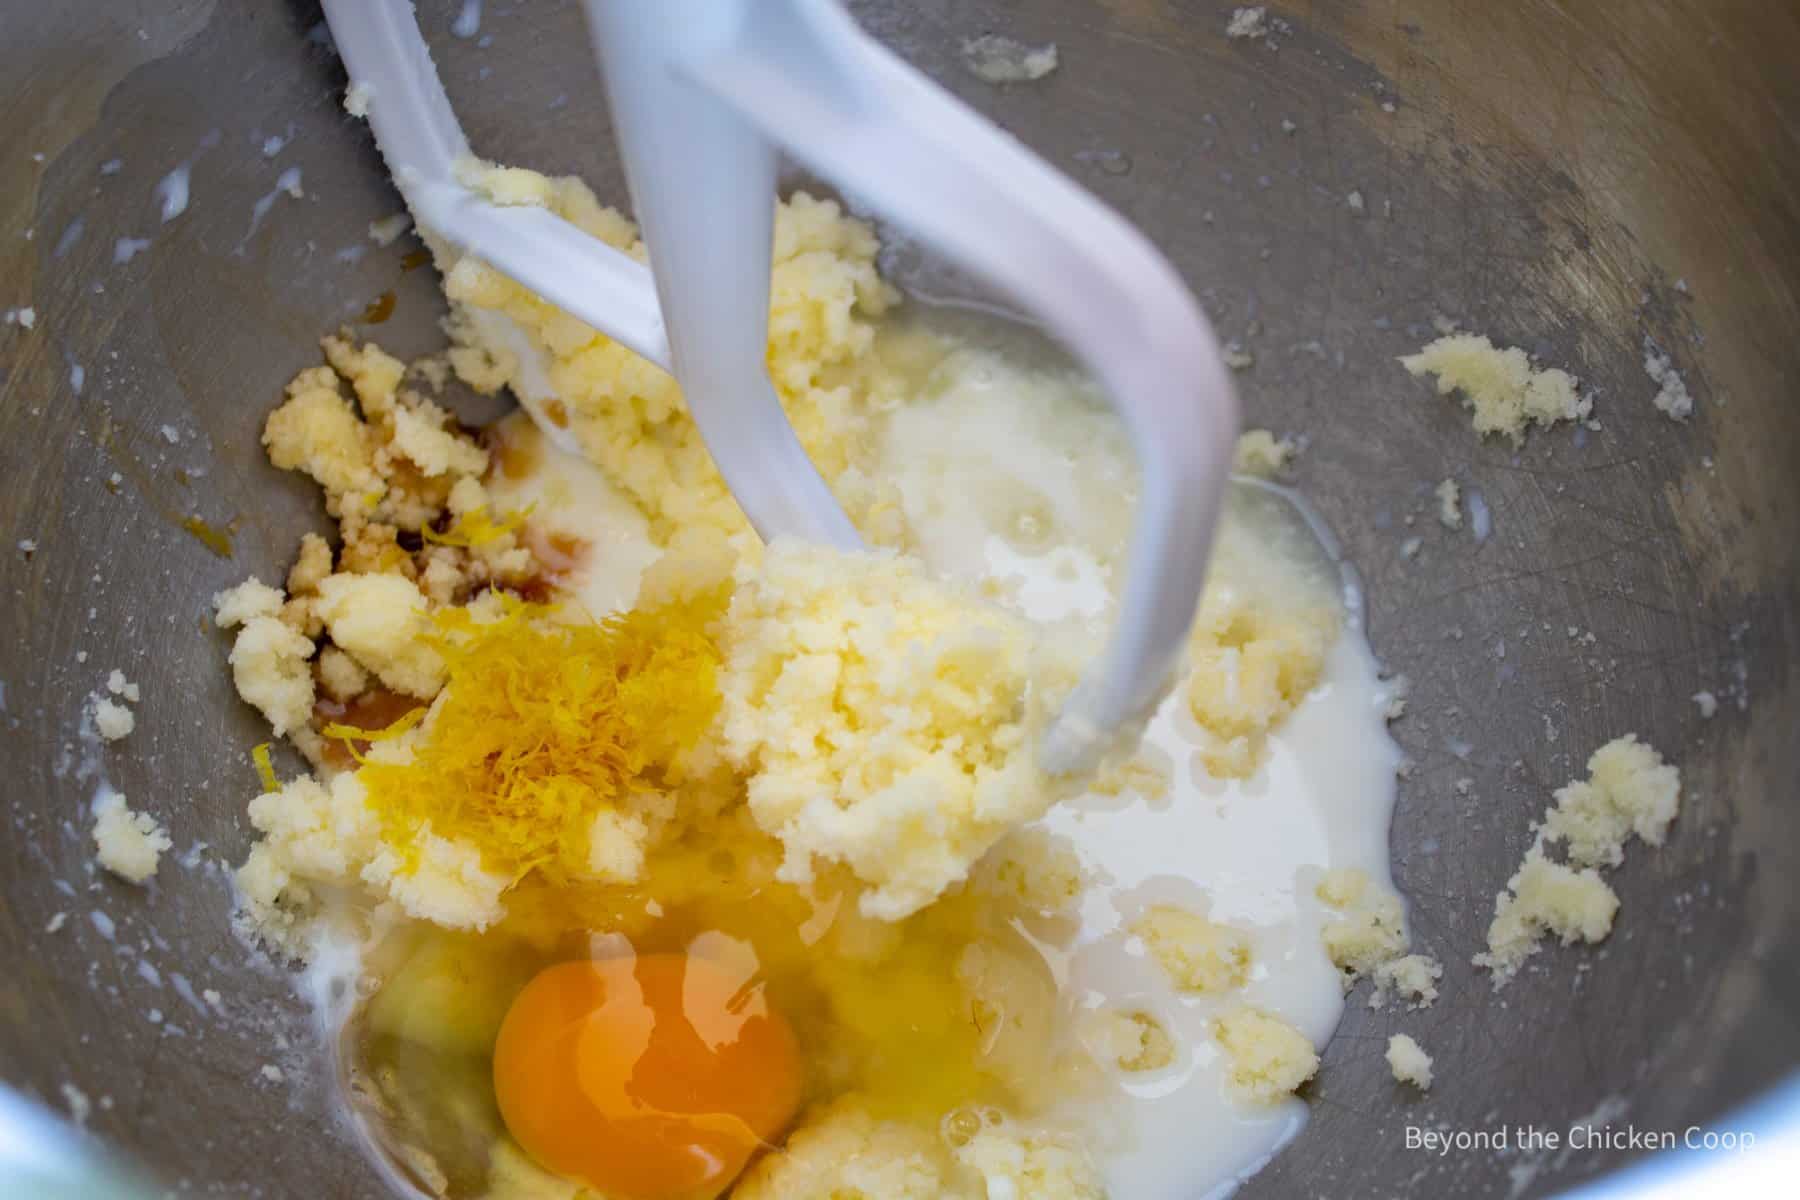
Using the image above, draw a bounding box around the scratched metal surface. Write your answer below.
[0,2,1794,1197]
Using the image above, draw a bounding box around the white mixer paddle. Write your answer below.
[320,0,1241,772]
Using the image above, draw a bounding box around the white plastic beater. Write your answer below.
[320,0,1240,774]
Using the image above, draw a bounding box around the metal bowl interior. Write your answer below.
[1,2,1795,1197]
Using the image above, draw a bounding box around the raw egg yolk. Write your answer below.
[493,953,804,1200]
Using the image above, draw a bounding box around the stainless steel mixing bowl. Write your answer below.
[3,2,1796,1196]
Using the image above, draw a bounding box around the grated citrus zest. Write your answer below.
[422,503,536,547]
[252,742,279,793]
[321,705,427,746]
[355,586,728,885]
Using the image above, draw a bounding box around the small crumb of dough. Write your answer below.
[363,832,509,930]
[262,367,382,505]
[315,646,371,702]
[1222,341,1256,370]
[105,670,140,702]
[1477,734,1674,983]
[92,793,171,884]
[1435,478,1462,529]
[1214,1006,1319,1103]
[1643,336,1694,421]
[1474,847,1618,983]
[1087,1008,1176,1073]
[226,615,316,737]
[1386,1033,1434,1090]
[1233,429,1296,477]
[1371,953,1443,1009]
[1226,7,1269,39]
[92,697,136,741]
[235,773,375,945]
[961,35,1059,83]
[321,335,405,420]
[1185,521,1339,778]
[367,213,411,246]
[1540,733,1681,869]
[287,533,333,596]
[214,577,286,628]
[313,572,444,698]
[389,406,488,479]
[1400,333,1590,444]
[955,1120,1105,1199]
[1693,690,1718,718]
[1316,867,1409,981]
[344,80,372,117]
[1132,904,1251,994]
[237,767,505,943]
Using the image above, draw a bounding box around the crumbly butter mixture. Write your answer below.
[1371,954,1444,1011]
[1183,521,1340,779]
[92,697,136,741]
[731,1098,1100,1200]
[1230,429,1297,478]
[1131,905,1251,995]
[1315,867,1409,979]
[720,540,1078,921]
[209,185,1159,1197]
[1475,734,1680,984]
[1386,1033,1433,1091]
[1401,333,1591,444]
[1212,1008,1320,1104]
[1311,866,1444,1009]
[222,178,1353,957]
[207,165,1630,1199]
[226,539,1078,941]
[92,793,170,885]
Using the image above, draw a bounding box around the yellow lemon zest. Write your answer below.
[357,586,728,884]
[421,503,535,548]
[251,742,279,793]
[321,705,428,746]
